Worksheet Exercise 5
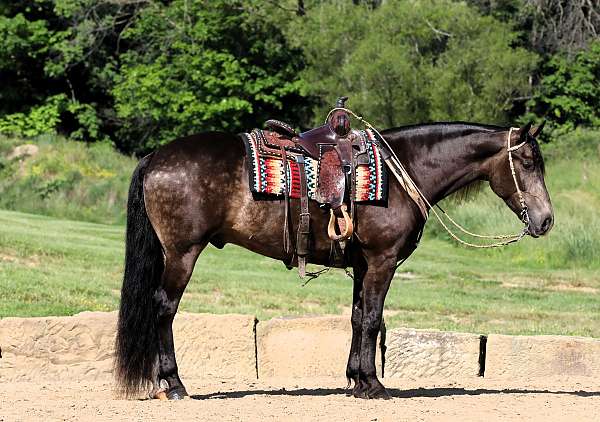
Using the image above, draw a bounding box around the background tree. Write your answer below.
[0,0,309,153]
[0,0,598,152]
[526,0,599,56]
[110,0,309,152]
[288,0,537,127]
[525,41,600,135]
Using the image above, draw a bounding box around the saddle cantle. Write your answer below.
[241,97,388,276]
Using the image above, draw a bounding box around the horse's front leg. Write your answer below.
[345,259,367,394]
[355,253,396,399]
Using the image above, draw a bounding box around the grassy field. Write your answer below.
[1,209,599,337]
[1,130,599,336]
[0,135,135,225]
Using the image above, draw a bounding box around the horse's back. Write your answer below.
[149,131,244,168]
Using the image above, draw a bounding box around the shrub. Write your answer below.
[0,135,135,224]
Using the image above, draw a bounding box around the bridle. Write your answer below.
[506,127,531,229]
[326,107,532,248]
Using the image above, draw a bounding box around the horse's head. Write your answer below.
[488,122,554,237]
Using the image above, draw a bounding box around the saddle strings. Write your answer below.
[325,107,530,249]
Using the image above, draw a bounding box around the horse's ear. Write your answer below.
[519,122,532,140]
[529,120,546,138]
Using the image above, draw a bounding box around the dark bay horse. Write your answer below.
[115,122,553,400]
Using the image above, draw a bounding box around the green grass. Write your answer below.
[0,134,135,224]
[1,129,599,336]
[1,209,599,337]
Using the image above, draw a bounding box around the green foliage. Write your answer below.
[0,10,53,115]
[0,94,106,141]
[0,0,308,153]
[289,0,538,127]
[0,0,597,152]
[0,1,118,142]
[111,0,307,152]
[0,135,135,224]
[0,95,65,137]
[526,42,600,135]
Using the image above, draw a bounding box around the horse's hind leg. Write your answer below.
[153,243,204,400]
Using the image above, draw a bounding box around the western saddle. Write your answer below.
[259,97,363,276]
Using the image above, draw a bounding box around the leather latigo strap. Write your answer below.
[279,146,293,263]
[295,155,310,278]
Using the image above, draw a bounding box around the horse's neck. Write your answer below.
[391,129,504,205]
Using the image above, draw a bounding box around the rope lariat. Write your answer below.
[326,107,530,249]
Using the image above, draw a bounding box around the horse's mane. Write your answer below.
[381,122,509,203]
[381,121,506,141]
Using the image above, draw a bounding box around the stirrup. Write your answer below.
[327,204,353,241]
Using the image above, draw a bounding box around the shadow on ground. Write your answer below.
[191,387,600,400]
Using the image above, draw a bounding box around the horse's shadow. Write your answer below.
[191,386,600,400]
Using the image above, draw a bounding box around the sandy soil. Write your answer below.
[2,376,598,422]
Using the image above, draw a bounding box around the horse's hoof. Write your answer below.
[167,387,188,400]
[367,386,391,400]
[167,391,183,400]
[345,378,357,396]
[352,384,368,399]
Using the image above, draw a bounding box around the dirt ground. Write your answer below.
[1,376,598,422]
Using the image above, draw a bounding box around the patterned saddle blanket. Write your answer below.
[241,128,388,205]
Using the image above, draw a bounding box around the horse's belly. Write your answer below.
[217,193,337,266]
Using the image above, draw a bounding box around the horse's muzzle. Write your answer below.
[528,214,554,238]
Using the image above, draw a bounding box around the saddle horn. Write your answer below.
[330,97,351,137]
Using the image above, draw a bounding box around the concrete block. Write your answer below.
[385,328,481,378]
[256,316,382,378]
[0,311,257,382]
[174,312,256,379]
[485,334,600,379]
[0,311,117,382]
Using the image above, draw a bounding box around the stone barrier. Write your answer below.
[0,311,256,382]
[485,334,600,379]
[384,328,481,379]
[2,312,600,382]
[0,311,116,382]
[174,312,256,380]
[256,316,383,378]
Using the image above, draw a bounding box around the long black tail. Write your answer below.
[114,153,163,397]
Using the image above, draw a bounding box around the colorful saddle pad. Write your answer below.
[241,129,388,204]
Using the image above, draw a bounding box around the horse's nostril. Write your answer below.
[541,216,553,232]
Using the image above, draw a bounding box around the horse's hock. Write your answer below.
[1,312,600,383]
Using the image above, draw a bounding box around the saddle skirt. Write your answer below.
[241,128,388,205]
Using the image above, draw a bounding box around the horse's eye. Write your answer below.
[522,160,534,169]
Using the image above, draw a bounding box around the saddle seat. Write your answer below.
[263,98,358,212]
[264,119,346,161]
